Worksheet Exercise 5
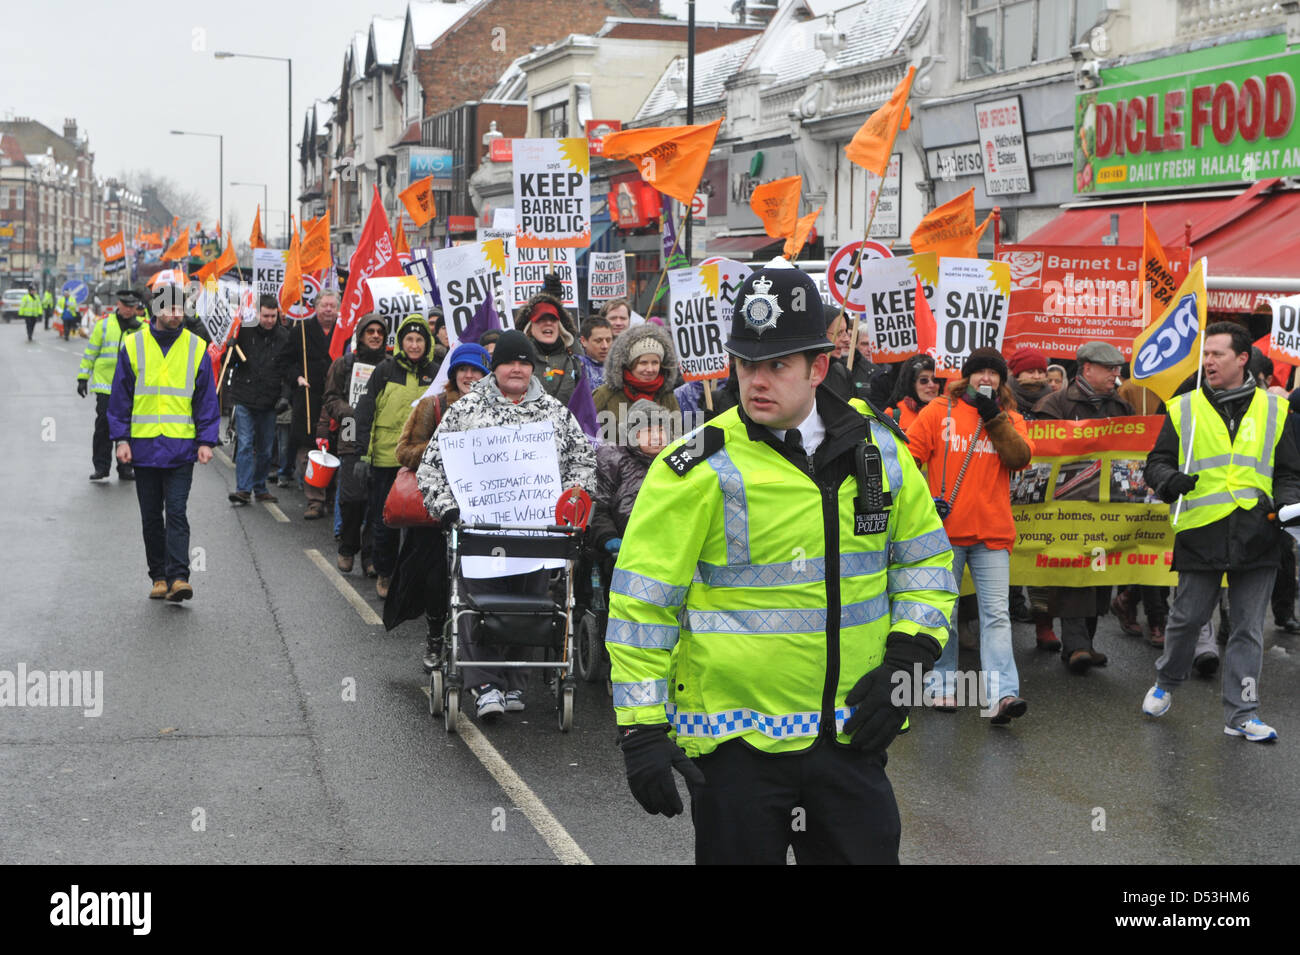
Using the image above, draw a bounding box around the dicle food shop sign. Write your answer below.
[1075,49,1300,193]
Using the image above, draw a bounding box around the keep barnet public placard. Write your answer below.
[1009,416,1175,587]
[512,138,591,248]
[668,265,728,381]
[934,257,1010,376]
[588,251,627,303]
[438,421,563,578]
[253,248,286,303]
[996,245,1191,358]
[857,253,937,362]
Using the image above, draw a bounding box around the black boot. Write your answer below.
[423,616,444,674]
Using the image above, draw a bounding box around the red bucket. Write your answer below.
[304,450,340,488]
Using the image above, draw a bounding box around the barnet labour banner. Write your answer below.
[1009,416,1176,587]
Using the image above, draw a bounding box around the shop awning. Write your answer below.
[706,232,782,259]
[1021,180,1300,310]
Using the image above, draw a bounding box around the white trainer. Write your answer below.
[1142,685,1172,717]
[1224,718,1278,742]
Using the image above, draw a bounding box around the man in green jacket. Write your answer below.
[609,259,957,864]
[78,288,143,480]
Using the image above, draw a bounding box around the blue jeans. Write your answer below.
[925,543,1020,704]
[233,405,277,494]
[134,464,194,583]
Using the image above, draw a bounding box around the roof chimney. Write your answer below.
[63,118,78,141]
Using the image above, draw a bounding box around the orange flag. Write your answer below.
[195,242,237,284]
[249,205,266,250]
[189,243,202,257]
[845,66,915,177]
[394,218,411,256]
[195,221,202,235]
[750,176,802,241]
[784,207,821,258]
[279,230,303,313]
[1139,206,1178,312]
[601,118,723,206]
[161,227,190,262]
[911,189,986,258]
[399,176,436,227]
[914,274,937,357]
[299,212,332,273]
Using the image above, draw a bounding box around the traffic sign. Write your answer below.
[827,240,893,312]
[61,280,89,305]
[691,192,707,223]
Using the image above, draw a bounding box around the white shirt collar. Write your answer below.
[769,403,826,457]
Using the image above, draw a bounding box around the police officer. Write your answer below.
[42,287,54,330]
[78,287,143,480]
[609,258,957,864]
[20,286,42,342]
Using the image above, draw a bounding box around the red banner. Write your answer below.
[996,245,1190,359]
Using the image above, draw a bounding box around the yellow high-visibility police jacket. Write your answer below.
[1168,387,1288,530]
[122,326,203,439]
[608,389,957,757]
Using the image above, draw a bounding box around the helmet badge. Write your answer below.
[743,274,782,335]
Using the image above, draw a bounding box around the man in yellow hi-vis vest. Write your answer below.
[1143,322,1300,742]
[108,280,221,602]
[609,259,956,864]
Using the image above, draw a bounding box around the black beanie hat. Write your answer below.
[491,329,539,370]
[962,347,1007,382]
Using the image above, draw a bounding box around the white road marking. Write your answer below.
[214,449,234,469]
[304,548,382,626]
[263,501,290,523]
[454,714,594,866]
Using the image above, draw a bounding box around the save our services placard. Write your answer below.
[432,238,508,348]
[857,252,937,363]
[668,266,728,382]
[512,138,591,248]
[366,274,427,350]
[934,257,1010,376]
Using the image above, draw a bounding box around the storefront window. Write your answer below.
[538,103,568,139]
[966,0,1106,76]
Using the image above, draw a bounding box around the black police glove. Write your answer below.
[844,631,942,753]
[619,723,705,817]
[76,379,88,398]
[274,396,291,414]
[973,391,1000,423]
[1159,471,1198,504]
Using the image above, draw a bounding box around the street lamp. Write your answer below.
[170,129,223,240]
[214,51,292,238]
[231,181,269,238]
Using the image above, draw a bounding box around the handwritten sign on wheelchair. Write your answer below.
[438,420,563,577]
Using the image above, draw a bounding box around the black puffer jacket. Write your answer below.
[591,444,655,549]
[227,321,290,410]
[514,290,586,406]
[1145,385,1300,572]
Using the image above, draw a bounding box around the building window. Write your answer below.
[537,102,568,139]
[375,77,384,129]
[965,0,1108,77]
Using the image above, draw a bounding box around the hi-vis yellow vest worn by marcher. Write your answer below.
[1168,388,1288,531]
[607,404,957,758]
[123,327,203,438]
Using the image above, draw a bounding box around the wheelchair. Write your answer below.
[428,519,584,734]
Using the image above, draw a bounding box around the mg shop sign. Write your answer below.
[1074,47,1300,194]
[408,148,453,188]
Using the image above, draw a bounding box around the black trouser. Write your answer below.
[43,307,50,330]
[1273,529,1296,622]
[337,454,373,562]
[366,465,400,576]
[688,739,901,865]
[92,393,114,475]
[24,315,38,340]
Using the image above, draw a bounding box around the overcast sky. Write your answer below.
[0,0,738,242]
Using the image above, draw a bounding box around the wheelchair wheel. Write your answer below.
[429,669,444,717]
[444,687,460,734]
[575,614,603,683]
[558,684,574,733]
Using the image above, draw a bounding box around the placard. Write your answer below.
[253,248,286,303]
[934,258,1010,376]
[430,239,508,392]
[197,280,237,344]
[367,275,428,349]
[348,361,375,409]
[587,252,627,303]
[668,266,728,382]
[827,240,893,313]
[1269,293,1300,364]
[511,245,577,311]
[857,253,937,363]
[512,137,591,248]
[438,421,564,577]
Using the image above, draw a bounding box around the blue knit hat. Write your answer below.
[447,342,491,376]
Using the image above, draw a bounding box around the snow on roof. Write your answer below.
[408,0,485,47]
[635,34,761,121]
[314,97,335,128]
[347,32,366,83]
[483,53,529,101]
[369,16,405,69]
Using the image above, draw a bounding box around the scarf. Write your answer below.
[1073,375,1110,409]
[1209,379,1257,407]
[623,370,664,404]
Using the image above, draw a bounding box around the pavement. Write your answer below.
[2,318,1298,865]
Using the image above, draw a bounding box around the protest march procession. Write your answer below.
[8,1,1300,882]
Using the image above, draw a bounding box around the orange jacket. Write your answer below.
[905,395,1033,551]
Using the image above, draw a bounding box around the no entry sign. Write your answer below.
[827,240,893,312]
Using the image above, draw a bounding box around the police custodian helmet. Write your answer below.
[725,256,835,362]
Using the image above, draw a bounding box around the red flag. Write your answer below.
[331,185,403,360]
[913,274,937,358]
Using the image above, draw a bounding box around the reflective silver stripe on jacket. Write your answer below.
[708,448,749,565]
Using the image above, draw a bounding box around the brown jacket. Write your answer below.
[394,386,464,470]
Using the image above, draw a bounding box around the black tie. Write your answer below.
[784,429,805,455]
